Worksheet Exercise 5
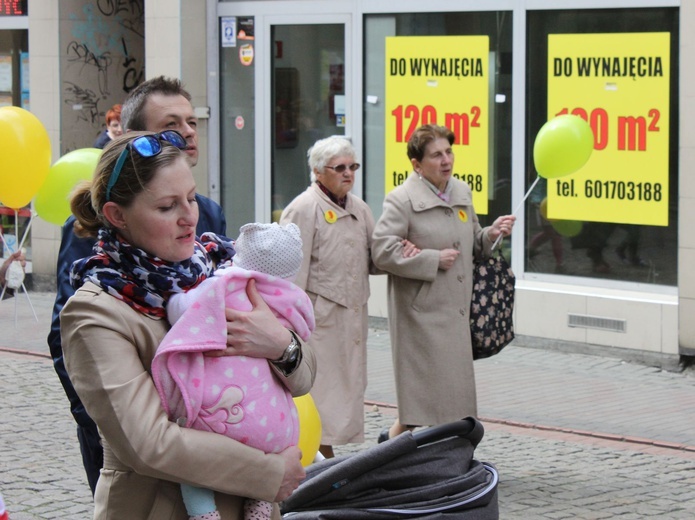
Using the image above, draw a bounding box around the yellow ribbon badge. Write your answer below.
[324,210,338,224]
[458,209,468,222]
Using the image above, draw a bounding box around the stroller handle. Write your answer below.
[413,417,484,448]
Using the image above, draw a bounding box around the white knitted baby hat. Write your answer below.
[233,222,303,280]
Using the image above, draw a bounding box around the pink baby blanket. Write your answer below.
[152,267,315,453]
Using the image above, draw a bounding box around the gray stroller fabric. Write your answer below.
[281,418,499,519]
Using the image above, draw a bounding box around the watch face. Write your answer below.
[287,344,300,364]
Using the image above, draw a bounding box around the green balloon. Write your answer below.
[533,115,594,179]
[551,219,583,238]
[34,148,102,225]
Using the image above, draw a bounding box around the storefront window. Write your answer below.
[526,8,678,286]
[271,23,345,222]
[0,29,27,108]
[364,12,513,233]
[220,16,256,234]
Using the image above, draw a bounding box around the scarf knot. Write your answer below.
[70,228,235,318]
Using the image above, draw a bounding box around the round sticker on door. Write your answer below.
[235,116,245,130]
[239,44,254,66]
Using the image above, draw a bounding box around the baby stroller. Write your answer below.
[281,417,499,519]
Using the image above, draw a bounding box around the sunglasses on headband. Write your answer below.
[105,130,188,201]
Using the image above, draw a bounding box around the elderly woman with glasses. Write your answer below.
[61,131,316,519]
[280,135,380,459]
[372,124,515,443]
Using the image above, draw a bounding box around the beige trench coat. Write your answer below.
[280,184,378,445]
[371,173,494,426]
[61,282,316,520]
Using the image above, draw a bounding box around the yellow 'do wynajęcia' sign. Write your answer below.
[546,32,670,226]
[385,36,490,214]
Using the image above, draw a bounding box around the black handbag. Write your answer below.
[469,252,515,359]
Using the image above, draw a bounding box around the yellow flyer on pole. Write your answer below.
[546,32,670,226]
[385,36,490,214]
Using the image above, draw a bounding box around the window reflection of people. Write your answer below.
[371,124,515,442]
[280,136,379,459]
[93,104,123,149]
[615,225,648,267]
[528,180,564,273]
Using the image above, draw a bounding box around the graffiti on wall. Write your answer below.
[60,0,144,153]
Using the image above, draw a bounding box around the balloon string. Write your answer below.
[16,213,34,252]
[492,175,541,251]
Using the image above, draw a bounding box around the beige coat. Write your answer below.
[280,184,377,444]
[61,282,316,520]
[371,173,493,426]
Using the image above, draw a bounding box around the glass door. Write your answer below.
[269,20,348,221]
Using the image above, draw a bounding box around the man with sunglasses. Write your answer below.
[47,77,227,495]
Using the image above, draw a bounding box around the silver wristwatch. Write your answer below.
[272,330,301,375]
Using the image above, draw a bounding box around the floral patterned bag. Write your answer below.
[469,252,515,359]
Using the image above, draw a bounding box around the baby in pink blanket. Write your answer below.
[152,222,315,520]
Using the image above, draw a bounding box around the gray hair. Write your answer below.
[307,136,356,182]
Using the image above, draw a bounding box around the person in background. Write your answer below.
[93,104,123,149]
[371,124,515,442]
[154,222,314,520]
[47,76,227,495]
[61,131,314,518]
[279,136,378,459]
[0,249,26,297]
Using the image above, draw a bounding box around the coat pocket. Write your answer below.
[410,279,432,312]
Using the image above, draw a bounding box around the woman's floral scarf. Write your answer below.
[70,228,235,319]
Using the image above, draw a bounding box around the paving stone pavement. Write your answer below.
[1,292,694,519]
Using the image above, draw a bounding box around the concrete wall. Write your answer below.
[59,0,144,153]
[145,0,211,199]
[28,0,61,287]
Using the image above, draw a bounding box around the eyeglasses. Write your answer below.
[324,163,360,174]
[105,130,188,201]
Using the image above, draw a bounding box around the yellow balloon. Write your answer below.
[550,219,583,238]
[35,148,102,225]
[540,196,582,236]
[0,106,51,209]
[293,394,322,467]
[533,115,594,179]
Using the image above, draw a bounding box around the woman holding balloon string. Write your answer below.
[371,124,515,442]
[61,131,316,519]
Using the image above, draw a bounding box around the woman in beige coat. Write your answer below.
[280,136,378,459]
[372,124,515,442]
[61,132,315,519]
